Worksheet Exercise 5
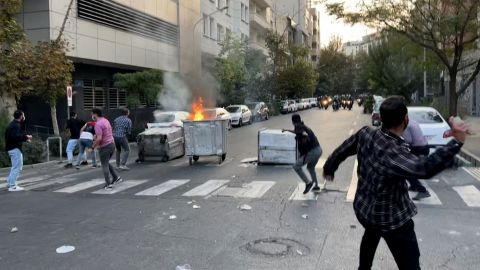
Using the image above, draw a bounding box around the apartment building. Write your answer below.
[342,33,382,58]
[16,0,200,131]
[201,0,250,70]
[248,0,273,56]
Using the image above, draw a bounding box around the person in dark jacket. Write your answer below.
[4,110,32,191]
[323,96,467,270]
[65,112,86,168]
[283,114,323,194]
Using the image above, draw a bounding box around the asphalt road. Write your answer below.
[1,106,480,270]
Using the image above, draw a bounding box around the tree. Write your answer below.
[317,37,355,96]
[328,0,480,115]
[113,69,163,108]
[278,60,317,99]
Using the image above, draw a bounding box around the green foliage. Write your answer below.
[265,31,288,75]
[0,0,23,44]
[278,60,317,99]
[114,69,163,108]
[317,37,355,96]
[23,138,47,165]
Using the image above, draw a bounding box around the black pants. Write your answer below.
[407,146,430,193]
[358,219,420,270]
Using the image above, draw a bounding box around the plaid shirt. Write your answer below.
[112,115,132,138]
[324,126,462,231]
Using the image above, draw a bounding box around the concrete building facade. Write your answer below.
[248,0,273,56]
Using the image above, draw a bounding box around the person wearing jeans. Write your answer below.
[323,96,468,270]
[92,108,121,190]
[112,108,132,171]
[74,121,97,169]
[65,112,85,168]
[283,114,323,194]
[4,110,32,191]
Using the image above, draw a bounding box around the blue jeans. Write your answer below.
[7,149,23,188]
[74,139,97,166]
[294,146,322,185]
[66,139,79,163]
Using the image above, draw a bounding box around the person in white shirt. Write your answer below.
[74,121,97,169]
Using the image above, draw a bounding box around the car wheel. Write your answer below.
[265,113,269,120]
[239,119,243,127]
[228,121,232,130]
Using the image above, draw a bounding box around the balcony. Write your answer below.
[250,41,269,56]
[252,0,273,9]
[250,12,271,31]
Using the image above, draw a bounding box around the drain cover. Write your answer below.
[240,238,310,257]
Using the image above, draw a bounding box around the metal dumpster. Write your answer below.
[183,119,228,165]
[137,127,185,162]
[258,129,297,165]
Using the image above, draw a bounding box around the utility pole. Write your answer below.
[424,47,427,100]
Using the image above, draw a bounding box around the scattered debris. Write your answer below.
[175,264,191,270]
[232,175,236,178]
[350,225,357,229]
[301,214,309,219]
[168,215,177,220]
[296,250,303,256]
[56,245,75,254]
[187,201,193,205]
[10,227,18,233]
[192,205,201,209]
[238,204,252,211]
[301,203,309,207]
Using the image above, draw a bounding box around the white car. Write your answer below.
[147,111,190,128]
[408,107,452,147]
[309,98,318,107]
[281,100,298,114]
[204,108,232,129]
[226,105,252,127]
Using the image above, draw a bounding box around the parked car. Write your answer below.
[204,108,232,130]
[226,105,252,127]
[247,102,269,121]
[408,107,452,147]
[281,100,298,114]
[371,98,385,126]
[147,111,190,129]
[308,98,318,107]
[302,98,311,109]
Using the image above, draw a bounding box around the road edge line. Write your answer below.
[346,159,358,202]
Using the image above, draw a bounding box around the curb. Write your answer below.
[460,149,480,167]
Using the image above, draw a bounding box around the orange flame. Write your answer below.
[191,97,205,121]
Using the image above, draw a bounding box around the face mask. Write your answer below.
[92,115,96,121]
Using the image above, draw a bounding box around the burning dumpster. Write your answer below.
[258,129,297,165]
[183,119,228,165]
[137,127,185,162]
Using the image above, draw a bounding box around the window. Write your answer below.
[225,0,230,15]
[226,27,231,37]
[108,88,126,109]
[216,0,220,9]
[241,3,245,21]
[203,14,208,36]
[83,80,106,109]
[245,6,249,22]
[209,17,215,38]
[217,24,224,42]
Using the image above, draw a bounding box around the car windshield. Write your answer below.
[409,110,444,124]
[226,106,240,113]
[155,114,175,123]
[247,103,259,110]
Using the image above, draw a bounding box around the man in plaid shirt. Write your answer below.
[113,108,132,171]
[323,96,467,270]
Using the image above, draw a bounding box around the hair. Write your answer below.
[122,108,130,116]
[380,96,408,129]
[13,110,24,120]
[291,114,302,124]
[70,111,77,117]
[91,108,103,117]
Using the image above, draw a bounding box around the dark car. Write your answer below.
[247,102,270,121]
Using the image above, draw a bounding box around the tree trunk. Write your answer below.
[50,104,60,136]
[448,71,458,116]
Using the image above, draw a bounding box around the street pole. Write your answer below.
[424,47,427,100]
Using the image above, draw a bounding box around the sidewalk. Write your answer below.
[463,116,480,165]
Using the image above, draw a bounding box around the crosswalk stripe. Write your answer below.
[135,180,190,196]
[93,180,147,195]
[289,183,318,201]
[408,182,442,205]
[453,185,480,207]
[25,177,79,190]
[463,167,480,183]
[182,180,229,197]
[54,179,104,193]
[215,181,275,198]
[315,158,326,169]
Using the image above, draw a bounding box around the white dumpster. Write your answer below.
[258,129,297,165]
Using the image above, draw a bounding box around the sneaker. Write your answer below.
[104,184,113,190]
[112,177,123,185]
[80,161,88,166]
[303,182,314,194]
[312,186,321,193]
[119,165,130,171]
[8,186,25,192]
[91,164,98,168]
[64,163,73,168]
[413,191,431,201]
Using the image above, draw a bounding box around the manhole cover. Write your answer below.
[240,238,310,258]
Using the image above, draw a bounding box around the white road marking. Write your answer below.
[25,177,79,190]
[463,167,480,183]
[315,158,326,169]
[217,181,276,198]
[453,185,480,207]
[93,180,147,195]
[349,129,354,136]
[0,176,47,189]
[346,160,358,202]
[408,183,442,205]
[289,183,318,201]
[353,121,357,126]
[182,180,230,197]
[135,179,190,196]
[54,179,104,193]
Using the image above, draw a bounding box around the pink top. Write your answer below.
[94,117,114,148]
